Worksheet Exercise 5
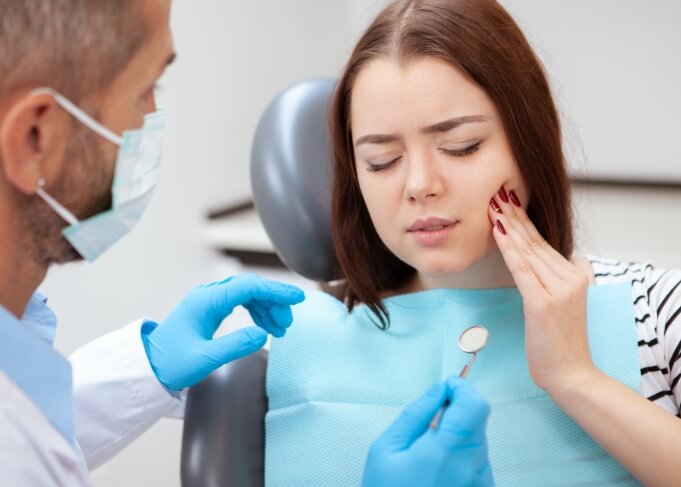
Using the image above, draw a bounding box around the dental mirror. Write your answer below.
[430,325,490,430]
[458,325,489,379]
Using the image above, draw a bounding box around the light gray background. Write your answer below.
[39,1,680,485]
[501,0,681,183]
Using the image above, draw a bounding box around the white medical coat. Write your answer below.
[0,320,186,486]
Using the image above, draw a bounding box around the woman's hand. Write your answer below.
[487,186,596,394]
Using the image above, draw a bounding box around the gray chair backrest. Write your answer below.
[181,79,337,486]
[250,78,337,282]
[181,351,268,487]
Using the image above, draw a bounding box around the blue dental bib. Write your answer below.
[266,284,640,486]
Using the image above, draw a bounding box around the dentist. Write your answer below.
[0,0,492,485]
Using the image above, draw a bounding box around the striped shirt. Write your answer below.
[589,256,681,416]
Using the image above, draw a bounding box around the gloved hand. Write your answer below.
[141,273,305,391]
[362,376,493,487]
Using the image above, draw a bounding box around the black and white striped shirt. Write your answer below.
[589,256,681,416]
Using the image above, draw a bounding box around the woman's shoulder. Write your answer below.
[289,288,349,328]
[585,256,681,413]
[586,255,681,353]
[297,288,346,309]
[586,255,681,310]
[587,256,658,283]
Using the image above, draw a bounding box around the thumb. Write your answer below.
[437,377,490,449]
[206,326,268,366]
[377,382,447,450]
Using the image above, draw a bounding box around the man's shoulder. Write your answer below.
[0,371,90,486]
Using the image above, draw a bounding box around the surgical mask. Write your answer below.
[32,87,164,262]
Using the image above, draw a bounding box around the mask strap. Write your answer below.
[29,88,123,146]
[35,179,79,226]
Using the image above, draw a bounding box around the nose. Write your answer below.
[403,151,445,204]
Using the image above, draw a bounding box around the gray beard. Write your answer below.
[19,121,114,266]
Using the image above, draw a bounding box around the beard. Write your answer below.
[18,120,114,266]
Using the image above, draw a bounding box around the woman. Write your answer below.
[266,1,681,485]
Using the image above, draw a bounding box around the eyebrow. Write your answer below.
[422,115,489,134]
[354,115,490,146]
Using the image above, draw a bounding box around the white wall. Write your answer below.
[41,2,679,486]
[573,184,681,269]
[500,0,681,183]
[497,1,681,268]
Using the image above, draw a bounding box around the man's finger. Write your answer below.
[207,326,268,366]
[437,377,490,449]
[203,274,304,325]
[247,302,291,338]
[262,279,307,303]
[377,382,448,450]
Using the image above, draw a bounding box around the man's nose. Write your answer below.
[145,92,157,114]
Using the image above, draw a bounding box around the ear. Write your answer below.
[0,93,70,195]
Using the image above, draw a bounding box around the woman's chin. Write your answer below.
[411,256,476,277]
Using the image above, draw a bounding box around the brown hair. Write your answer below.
[330,0,573,328]
[0,0,150,101]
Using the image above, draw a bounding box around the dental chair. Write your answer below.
[180,78,338,487]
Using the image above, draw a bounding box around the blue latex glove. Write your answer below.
[141,273,305,391]
[362,376,494,487]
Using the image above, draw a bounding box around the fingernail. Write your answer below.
[509,190,521,207]
[498,186,509,203]
[496,220,507,235]
[490,198,502,214]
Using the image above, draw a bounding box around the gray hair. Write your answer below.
[0,0,150,100]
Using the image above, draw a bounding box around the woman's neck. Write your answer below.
[405,249,518,293]
[402,252,595,294]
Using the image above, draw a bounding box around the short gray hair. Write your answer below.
[0,0,150,101]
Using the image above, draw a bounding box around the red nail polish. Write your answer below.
[509,190,521,208]
[496,220,507,235]
[498,186,509,203]
[490,198,502,214]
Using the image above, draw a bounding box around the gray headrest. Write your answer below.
[250,78,337,282]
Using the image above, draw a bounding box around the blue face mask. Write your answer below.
[32,87,164,262]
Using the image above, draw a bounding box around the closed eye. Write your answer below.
[439,141,482,158]
[367,155,402,173]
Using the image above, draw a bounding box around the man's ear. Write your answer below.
[0,93,70,195]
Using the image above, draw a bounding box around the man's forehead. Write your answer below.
[128,13,175,78]
[137,0,174,55]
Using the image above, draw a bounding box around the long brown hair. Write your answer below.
[330,0,573,328]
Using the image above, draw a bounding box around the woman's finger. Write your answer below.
[491,187,574,284]
[492,217,547,299]
[504,187,576,275]
[490,193,566,294]
[494,214,565,294]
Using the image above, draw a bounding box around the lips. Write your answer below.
[407,217,458,246]
[407,217,457,232]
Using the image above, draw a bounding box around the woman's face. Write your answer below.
[351,56,528,278]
